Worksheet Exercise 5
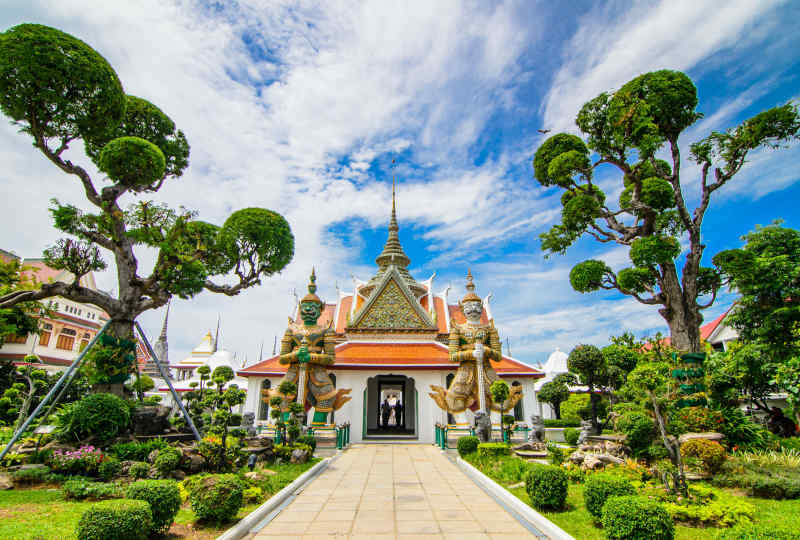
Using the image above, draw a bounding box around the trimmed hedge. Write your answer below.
[584,473,636,519]
[543,419,581,428]
[525,465,568,510]
[188,473,244,524]
[457,436,479,457]
[601,495,674,540]
[76,499,153,540]
[680,438,726,473]
[57,393,130,443]
[714,524,800,539]
[126,479,181,534]
[563,427,580,446]
[477,443,511,457]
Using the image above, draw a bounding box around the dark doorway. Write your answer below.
[365,374,417,438]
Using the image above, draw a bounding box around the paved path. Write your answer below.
[254,444,535,539]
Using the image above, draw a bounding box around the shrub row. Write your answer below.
[477,442,510,457]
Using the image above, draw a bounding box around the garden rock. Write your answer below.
[171,470,186,480]
[0,474,12,490]
[290,449,309,464]
[678,432,725,445]
[119,460,138,476]
[147,449,160,464]
[244,469,277,482]
[583,455,604,470]
[19,463,49,471]
[183,452,205,473]
[130,405,171,436]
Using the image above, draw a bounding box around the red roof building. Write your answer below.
[237,191,542,443]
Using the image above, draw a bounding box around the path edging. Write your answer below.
[217,457,331,540]
[456,456,575,540]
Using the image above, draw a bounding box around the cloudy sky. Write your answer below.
[1,1,799,367]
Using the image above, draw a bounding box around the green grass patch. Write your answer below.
[510,481,800,540]
[0,458,320,539]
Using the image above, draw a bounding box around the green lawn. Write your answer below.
[0,459,319,540]
[508,482,800,540]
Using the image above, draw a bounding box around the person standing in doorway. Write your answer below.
[395,399,403,427]
[381,398,391,428]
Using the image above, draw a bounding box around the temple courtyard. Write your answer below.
[252,444,539,539]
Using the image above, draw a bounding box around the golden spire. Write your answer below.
[362,173,426,296]
[301,267,322,305]
[461,268,481,303]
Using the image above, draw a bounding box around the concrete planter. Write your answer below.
[545,427,565,442]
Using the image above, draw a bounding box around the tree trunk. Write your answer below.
[554,402,561,419]
[91,317,136,396]
[589,387,600,434]
[659,264,703,352]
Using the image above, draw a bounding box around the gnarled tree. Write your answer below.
[533,70,799,352]
[0,24,294,384]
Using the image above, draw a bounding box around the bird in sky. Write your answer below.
[537,129,551,134]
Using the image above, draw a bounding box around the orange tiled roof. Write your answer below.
[238,342,542,377]
[447,304,489,326]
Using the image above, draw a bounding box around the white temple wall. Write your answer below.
[242,371,541,442]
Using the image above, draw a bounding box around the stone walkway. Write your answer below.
[254,444,536,539]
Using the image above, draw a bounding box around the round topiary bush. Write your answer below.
[154,446,181,478]
[98,136,166,187]
[564,427,580,446]
[584,473,637,519]
[125,479,181,534]
[525,465,568,510]
[76,498,153,540]
[188,473,244,524]
[457,436,479,457]
[57,393,130,442]
[680,438,727,473]
[601,495,674,540]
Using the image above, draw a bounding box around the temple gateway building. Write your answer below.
[238,191,543,444]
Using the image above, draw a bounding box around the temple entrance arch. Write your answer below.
[364,374,417,439]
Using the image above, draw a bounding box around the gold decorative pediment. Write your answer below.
[350,271,434,330]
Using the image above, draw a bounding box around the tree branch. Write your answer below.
[0,281,118,312]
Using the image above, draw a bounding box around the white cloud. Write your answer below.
[542,0,781,134]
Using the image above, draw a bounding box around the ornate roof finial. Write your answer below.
[361,171,426,297]
[301,267,323,305]
[461,268,481,303]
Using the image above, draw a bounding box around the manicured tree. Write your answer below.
[200,367,246,471]
[567,345,608,433]
[627,361,687,495]
[537,373,577,419]
[533,69,800,353]
[0,24,294,391]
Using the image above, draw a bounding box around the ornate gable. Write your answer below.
[350,267,435,330]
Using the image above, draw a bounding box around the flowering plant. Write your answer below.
[49,445,107,475]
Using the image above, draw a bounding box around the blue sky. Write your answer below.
[1,1,798,366]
